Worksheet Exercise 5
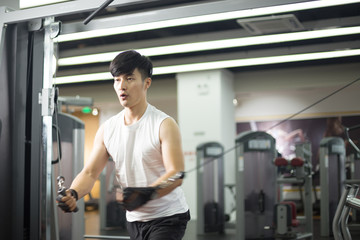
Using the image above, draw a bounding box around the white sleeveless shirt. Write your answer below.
[103,104,188,222]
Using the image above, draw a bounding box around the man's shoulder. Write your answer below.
[103,111,123,130]
[148,104,169,119]
[107,110,123,121]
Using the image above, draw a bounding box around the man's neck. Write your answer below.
[124,102,148,125]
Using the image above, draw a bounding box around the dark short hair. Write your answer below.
[109,50,153,80]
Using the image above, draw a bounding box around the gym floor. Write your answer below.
[84,211,360,240]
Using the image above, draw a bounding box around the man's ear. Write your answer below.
[144,77,152,89]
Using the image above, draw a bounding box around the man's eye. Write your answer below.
[127,78,134,81]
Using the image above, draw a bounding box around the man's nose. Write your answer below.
[119,79,127,90]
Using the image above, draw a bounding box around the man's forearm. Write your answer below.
[155,179,183,198]
[150,171,184,198]
[69,170,98,199]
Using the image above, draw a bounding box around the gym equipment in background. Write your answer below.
[332,184,360,240]
[346,152,360,223]
[319,137,346,237]
[274,142,313,240]
[52,112,85,240]
[196,142,225,235]
[235,131,277,239]
[99,159,127,232]
[348,152,360,184]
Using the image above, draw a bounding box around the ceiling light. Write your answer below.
[54,48,360,84]
[56,0,360,42]
[58,26,360,66]
[20,0,68,9]
[154,49,360,74]
[233,98,239,106]
[92,107,99,116]
[55,72,112,84]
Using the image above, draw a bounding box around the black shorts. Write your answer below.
[126,210,190,240]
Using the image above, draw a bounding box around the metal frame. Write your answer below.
[0,17,46,239]
[72,127,86,239]
[31,23,48,240]
[12,21,34,240]
[348,152,360,183]
[344,152,360,223]
[294,142,314,239]
[42,17,57,240]
[319,137,346,237]
[333,184,360,240]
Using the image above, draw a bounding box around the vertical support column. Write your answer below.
[176,69,235,219]
[0,7,8,69]
[40,17,59,240]
[295,142,313,237]
[320,137,345,237]
[0,20,28,240]
[12,22,29,240]
[319,143,329,237]
[31,20,46,240]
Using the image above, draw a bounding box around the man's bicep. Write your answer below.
[160,118,185,172]
[84,125,110,179]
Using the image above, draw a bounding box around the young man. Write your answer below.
[58,50,190,239]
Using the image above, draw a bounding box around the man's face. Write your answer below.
[113,68,151,108]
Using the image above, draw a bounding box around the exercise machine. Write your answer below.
[235,131,277,239]
[344,153,360,223]
[319,137,346,237]
[344,124,360,226]
[0,13,60,238]
[99,159,127,233]
[52,112,85,240]
[332,184,360,240]
[348,152,360,182]
[196,142,225,235]
[274,142,313,240]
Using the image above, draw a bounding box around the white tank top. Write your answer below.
[103,104,188,222]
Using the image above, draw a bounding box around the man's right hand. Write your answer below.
[57,189,78,212]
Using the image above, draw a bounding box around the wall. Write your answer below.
[233,62,360,122]
[176,69,236,218]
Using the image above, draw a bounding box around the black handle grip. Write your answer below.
[57,188,79,212]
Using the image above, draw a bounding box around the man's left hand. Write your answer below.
[120,187,157,211]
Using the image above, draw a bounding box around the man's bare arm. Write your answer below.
[150,117,185,197]
[60,124,109,211]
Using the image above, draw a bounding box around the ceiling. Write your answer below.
[54,0,360,83]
